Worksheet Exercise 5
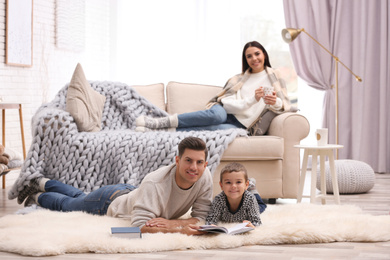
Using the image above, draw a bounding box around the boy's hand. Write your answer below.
[186,224,208,235]
[243,220,255,228]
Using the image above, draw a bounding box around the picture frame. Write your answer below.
[56,0,85,52]
[6,0,33,67]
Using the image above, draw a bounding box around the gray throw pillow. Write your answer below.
[249,110,277,136]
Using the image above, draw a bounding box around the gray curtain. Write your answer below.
[283,0,390,173]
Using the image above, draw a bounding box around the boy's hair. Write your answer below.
[220,162,248,182]
[178,137,208,161]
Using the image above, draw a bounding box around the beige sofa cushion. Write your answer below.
[166,81,222,114]
[132,83,166,111]
[222,136,284,160]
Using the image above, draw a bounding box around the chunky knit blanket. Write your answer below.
[9,81,247,200]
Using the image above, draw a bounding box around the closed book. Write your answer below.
[111,227,142,239]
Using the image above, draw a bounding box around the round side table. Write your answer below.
[294,144,343,204]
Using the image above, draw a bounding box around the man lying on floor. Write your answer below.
[17,136,213,235]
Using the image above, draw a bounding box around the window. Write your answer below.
[112,0,297,103]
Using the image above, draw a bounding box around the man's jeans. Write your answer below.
[38,180,136,215]
[177,104,245,131]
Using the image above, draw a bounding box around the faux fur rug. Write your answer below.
[1,204,389,256]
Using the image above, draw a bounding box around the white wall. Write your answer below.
[111,0,242,86]
[297,78,324,145]
[0,0,111,154]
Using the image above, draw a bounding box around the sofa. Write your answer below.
[9,79,247,201]
[133,81,310,200]
[9,74,309,202]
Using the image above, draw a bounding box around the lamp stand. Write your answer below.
[302,29,342,159]
[335,59,339,159]
[281,28,362,160]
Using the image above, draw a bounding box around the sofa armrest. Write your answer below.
[268,112,310,142]
[268,112,310,198]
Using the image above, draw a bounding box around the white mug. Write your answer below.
[263,86,273,96]
[315,128,328,146]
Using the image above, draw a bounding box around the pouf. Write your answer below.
[316,160,375,194]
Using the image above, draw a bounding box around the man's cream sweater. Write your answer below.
[107,164,213,227]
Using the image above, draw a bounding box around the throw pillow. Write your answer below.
[249,110,277,136]
[65,63,106,132]
[4,147,23,161]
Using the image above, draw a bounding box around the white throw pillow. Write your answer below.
[4,147,23,160]
[65,63,106,132]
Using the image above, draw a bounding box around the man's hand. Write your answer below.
[145,218,180,229]
[182,224,207,235]
[142,217,207,235]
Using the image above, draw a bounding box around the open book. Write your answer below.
[198,222,254,235]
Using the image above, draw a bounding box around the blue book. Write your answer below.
[111,227,142,239]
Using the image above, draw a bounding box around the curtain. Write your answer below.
[283,0,390,173]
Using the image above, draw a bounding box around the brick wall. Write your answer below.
[0,0,111,156]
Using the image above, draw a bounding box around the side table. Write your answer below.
[294,144,343,204]
[0,103,26,189]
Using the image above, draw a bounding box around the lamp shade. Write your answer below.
[281,28,302,43]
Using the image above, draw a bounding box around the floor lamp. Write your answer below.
[281,28,362,159]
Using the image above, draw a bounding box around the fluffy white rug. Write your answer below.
[0,203,389,256]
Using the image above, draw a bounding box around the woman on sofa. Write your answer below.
[136,41,295,135]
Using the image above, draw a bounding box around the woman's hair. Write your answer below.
[220,162,248,182]
[242,41,272,73]
[178,137,208,161]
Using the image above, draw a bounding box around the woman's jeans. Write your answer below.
[38,180,136,215]
[177,104,245,131]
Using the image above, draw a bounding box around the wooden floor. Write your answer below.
[1,171,389,260]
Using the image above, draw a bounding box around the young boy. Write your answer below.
[204,162,266,227]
